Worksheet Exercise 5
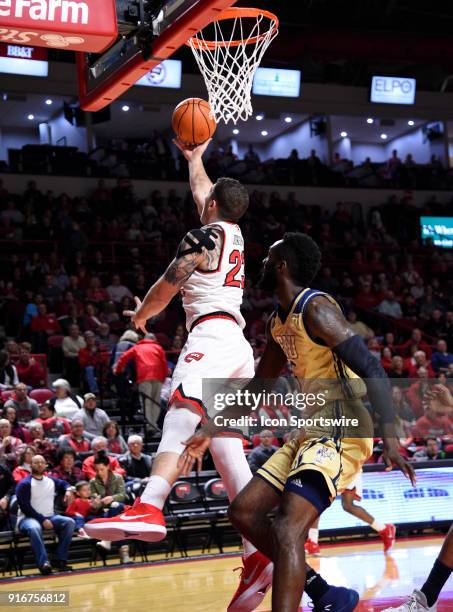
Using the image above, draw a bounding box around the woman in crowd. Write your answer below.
[0,418,23,469]
[0,351,19,390]
[3,405,27,441]
[12,445,36,483]
[102,421,127,455]
[89,450,130,563]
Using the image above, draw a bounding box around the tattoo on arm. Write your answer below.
[164,226,224,286]
[305,297,355,348]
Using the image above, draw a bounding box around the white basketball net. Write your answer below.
[188,11,278,125]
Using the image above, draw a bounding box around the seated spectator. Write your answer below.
[65,481,98,537]
[89,450,129,563]
[13,445,36,483]
[377,291,402,318]
[4,383,39,422]
[393,386,415,423]
[0,463,14,529]
[406,350,435,379]
[398,328,432,358]
[24,422,57,466]
[413,402,453,440]
[0,418,23,469]
[97,323,116,352]
[3,405,27,441]
[405,368,432,418]
[50,379,83,420]
[119,434,152,496]
[110,329,139,369]
[346,311,374,340]
[413,437,446,461]
[247,430,280,474]
[30,304,62,353]
[381,347,393,373]
[389,355,408,380]
[431,339,453,374]
[81,304,102,333]
[50,449,83,485]
[58,418,92,455]
[86,276,109,304]
[0,350,19,390]
[82,437,125,480]
[78,331,109,394]
[74,393,110,437]
[16,454,75,574]
[15,344,46,388]
[106,274,133,304]
[62,324,86,387]
[367,338,381,360]
[113,333,167,435]
[36,402,71,441]
[103,421,127,455]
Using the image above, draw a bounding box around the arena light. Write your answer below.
[45,99,53,106]
[232,128,239,135]
[284,116,292,123]
[340,131,348,138]
[256,114,264,121]
[408,120,415,126]
[27,114,34,120]
[261,130,268,136]
[380,133,388,140]
[366,118,374,124]
[122,105,130,112]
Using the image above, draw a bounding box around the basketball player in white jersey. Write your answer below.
[85,139,273,609]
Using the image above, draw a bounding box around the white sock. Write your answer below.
[371,519,385,532]
[308,528,319,543]
[141,475,171,509]
[99,540,111,550]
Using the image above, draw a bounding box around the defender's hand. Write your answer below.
[178,430,212,476]
[382,438,416,486]
[123,296,147,334]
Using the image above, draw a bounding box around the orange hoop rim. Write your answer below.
[187,7,279,50]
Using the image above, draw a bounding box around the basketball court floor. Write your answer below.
[1,537,452,611]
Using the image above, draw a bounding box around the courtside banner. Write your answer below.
[0,0,117,52]
[201,377,452,441]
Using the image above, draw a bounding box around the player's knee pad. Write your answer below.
[156,406,201,456]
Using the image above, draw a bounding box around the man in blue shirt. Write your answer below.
[16,455,75,575]
[431,339,453,373]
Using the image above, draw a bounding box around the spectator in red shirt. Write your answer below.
[58,419,92,456]
[406,350,436,379]
[65,481,98,536]
[354,280,380,310]
[23,422,57,466]
[15,344,46,388]
[114,333,167,435]
[30,303,61,353]
[78,331,109,394]
[82,436,125,480]
[4,384,39,422]
[405,368,431,419]
[397,328,432,358]
[413,405,453,440]
[50,449,84,485]
[36,402,71,441]
[12,445,36,483]
[103,421,127,455]
[381,347,393,373]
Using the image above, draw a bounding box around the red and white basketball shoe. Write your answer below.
[379,523,396,552]
[84,498,167,542]
[227,551,273,611]
[304,538,321,556]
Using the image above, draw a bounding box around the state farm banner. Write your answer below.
[0,0,117,52]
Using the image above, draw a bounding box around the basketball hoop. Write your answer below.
[187,7,279,124]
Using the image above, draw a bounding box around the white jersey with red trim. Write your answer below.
[182,221,246,331]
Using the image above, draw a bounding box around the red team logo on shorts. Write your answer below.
[184,352,205,363]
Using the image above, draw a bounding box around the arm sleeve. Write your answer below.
[333,334,396,427]
[16,481,46,524]
[112,476,126,503]
[52,477,70,496]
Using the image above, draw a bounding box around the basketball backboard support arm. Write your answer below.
[77,0,236,112]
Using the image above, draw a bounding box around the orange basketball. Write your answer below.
[172,98,217,146]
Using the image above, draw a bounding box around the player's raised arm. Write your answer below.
[173,138,213,216]
[124,226,223,333]
[305,296,416,485]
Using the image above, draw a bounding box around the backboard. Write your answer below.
[77,0,237,112]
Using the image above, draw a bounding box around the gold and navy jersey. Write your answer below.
[271,288,366,398]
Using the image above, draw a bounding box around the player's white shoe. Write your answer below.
[382,590,437,612]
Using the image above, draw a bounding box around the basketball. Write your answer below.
[172,98,217,146]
